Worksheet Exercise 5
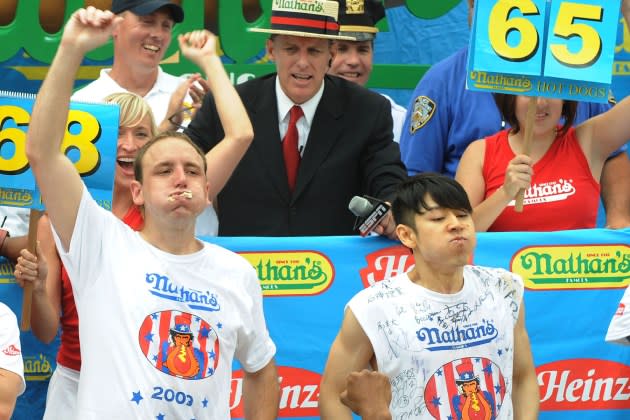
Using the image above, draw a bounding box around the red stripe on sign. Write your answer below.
[271,16,339,31]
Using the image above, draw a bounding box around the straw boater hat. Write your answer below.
[337,0,385,42]
[248,0,355,40]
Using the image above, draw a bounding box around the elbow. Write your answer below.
[236,127,254,146]
[25,141,44,169]
[32,325,59,345]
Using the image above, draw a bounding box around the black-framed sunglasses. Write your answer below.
[167,105,196,130]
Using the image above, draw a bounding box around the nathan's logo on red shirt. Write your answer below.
[2,344,20,356]
[230,366,320,418]
[359,245,414,288]
[537,358,630,411]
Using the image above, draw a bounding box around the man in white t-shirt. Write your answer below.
[72,0,218,236]
[319,173,539,420]
[0,303,25,420]
[26,8,278,419]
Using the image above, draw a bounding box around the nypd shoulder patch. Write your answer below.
[410,95,436,134]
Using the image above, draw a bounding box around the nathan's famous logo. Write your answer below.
[469,71,533,93]
[139,310,220,381]
[359,245,414,288]
[0,188,33,207]
[537,358,630,411]
[240,251,334,296]
[424,357,506,420]
[511,245,630,290]
[273,0,324,13]
[0,258,16,284]
[145,272,221,312]
[24,353,53,381]
[416,319,498,352]
[231,366,320,418]
[507,178,575,207]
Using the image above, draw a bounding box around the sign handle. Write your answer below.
[514,97,538,213]
[20,209,43,332]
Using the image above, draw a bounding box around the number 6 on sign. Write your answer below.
[468,0,619,102]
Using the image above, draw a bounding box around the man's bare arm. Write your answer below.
[25,7,122,250]
[242,358,279,420]
[0,369,22,420]
[320,308,376,419]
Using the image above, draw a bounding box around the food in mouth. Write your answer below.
[167,191,193,201]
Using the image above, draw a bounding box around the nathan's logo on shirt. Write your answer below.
[614,302,626,316]
[510,245,630,290]
[2,344,20,356]
[239,251,334,296]
[537,358,630,411]
[507,178,576,207]
[359,245,414,288]
[424,357,506,420]
[145,273,220,312]
[230,366,320,418]
[416,319,497,351]
[139,310,220,380]
[23,353,52,381]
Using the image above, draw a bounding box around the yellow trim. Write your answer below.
[339,25,378,33]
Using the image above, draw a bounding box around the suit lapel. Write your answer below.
[249,76,292,203]
[293,77,344,200]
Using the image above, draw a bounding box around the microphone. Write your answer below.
[348,195,391,237]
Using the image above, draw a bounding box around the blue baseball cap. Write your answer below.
[111,0,184,23]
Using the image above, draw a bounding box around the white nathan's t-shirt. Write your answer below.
[606,285,630,345]
[0,302,25,395]
[52,188,275,419]
[348,267,524,420]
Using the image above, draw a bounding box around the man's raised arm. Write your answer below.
[25,7,121,250]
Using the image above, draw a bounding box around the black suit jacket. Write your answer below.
[185,74,407,236]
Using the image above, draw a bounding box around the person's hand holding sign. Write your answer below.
[457,0,630,233]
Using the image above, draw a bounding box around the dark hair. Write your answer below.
[493,94,577,136]
[133,131,207,182]
[392,173,472,228]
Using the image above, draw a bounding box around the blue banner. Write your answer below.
[3,228,628,419]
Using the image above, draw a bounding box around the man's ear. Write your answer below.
[130,180,144,206]
[265,38,275,61]
[396,224,416,250]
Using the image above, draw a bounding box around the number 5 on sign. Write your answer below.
[468,0,619,102]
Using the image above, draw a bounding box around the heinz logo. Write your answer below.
[239,251,334,296]
[511,245,630,290]
[230,366,321,417]
[359,245,414,288]
[537,358,630,411]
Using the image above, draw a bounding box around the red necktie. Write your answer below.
[282,105,303,192]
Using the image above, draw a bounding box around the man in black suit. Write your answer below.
[185,0,407,236]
